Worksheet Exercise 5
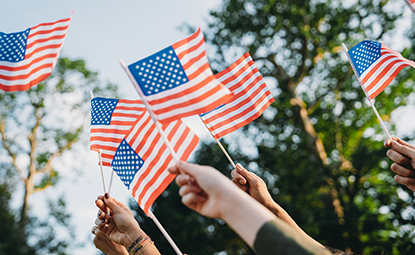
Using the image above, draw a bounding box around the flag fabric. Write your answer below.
[404,0,415,13]
[0,15,72,91]
[111,111,199,215]
[348,40,415,99]
[200,53,274,139]
[90,97,145,166]
[127,28,232,124]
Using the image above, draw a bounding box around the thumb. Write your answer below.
[103,193,125,214]
[236,163,251,179]
[176,161,203,176]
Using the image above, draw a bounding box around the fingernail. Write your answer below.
[101,219,106,223]
[239,180,245,185]
[105,193,109,199]
[98,212,101,217]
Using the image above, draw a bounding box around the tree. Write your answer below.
[135,0,415,254]
[0,57,118,254]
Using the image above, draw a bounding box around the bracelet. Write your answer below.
[138,241,154,255]
[127,236,144,253]
[130,236,151,255]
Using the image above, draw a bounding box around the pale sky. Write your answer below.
[1,1,221,254]
[1,1,415,254]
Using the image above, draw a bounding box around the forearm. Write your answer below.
[219,189,275,247]
[268,202,324,248]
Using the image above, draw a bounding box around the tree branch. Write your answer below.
[38,139,77,174]
[0,118,26,182]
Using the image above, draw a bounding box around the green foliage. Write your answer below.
[136,1,415,254]
[0,57,118,254]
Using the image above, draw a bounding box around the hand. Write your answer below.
[231,164,302,231]
[385,137,415,191]
[231,163,275,209]
[95,194,146,248]
[168,161,233,219]
[92,227,129,255]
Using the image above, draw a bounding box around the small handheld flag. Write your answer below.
[0,15,72,91]
[347,40,415,99]
[90,97,145,166]
[126,28,232,124]
[201,52,274,139]
[111,111,199,215]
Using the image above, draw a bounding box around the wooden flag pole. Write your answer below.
[148,211,183,255]
[342,43,393,141]
[119,58,180,163]
[198,116,236,168]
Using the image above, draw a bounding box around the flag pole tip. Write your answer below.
[118,58,127,68]
[90,90,94,99]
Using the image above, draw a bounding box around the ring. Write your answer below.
[91,226,97,235]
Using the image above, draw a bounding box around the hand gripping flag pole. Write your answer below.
[342,43,392,140]
[119,59,183,255]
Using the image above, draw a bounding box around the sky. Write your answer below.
[2,1,415,254]
[0,1,222,254]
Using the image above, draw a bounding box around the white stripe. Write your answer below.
[173,29,204,55]
[177,39,206,67]
[110,116,137,122]
[25,38,66,54]
[89,140,121,148]
[0,47,60,70]
[0,57,55,76]
[91,125,132,131]
[29,19,71,34]
[366,61,411,97]
[181,53,212,78]
[216,57,253,83]
[0,67,52,86]
[90,132,126,139]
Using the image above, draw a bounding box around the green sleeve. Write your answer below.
[253,220,331,255]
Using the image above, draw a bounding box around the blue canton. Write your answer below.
[91,98,119,125]
[348,40,381,76]
[112,139,144,189]
[128,46,189,96]
[0,29,30,62]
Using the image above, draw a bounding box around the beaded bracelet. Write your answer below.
[130,236,151,255]
[138,241,154,255]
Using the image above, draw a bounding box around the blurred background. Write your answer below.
[1,0,415,254]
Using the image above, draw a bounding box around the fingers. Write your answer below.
[394,175,415,191]
[91,226,99,235]
[391,141,415,160]
[231,169,247,185]
[391,163,415,177]
[102,193,128,214]
[387,149,412,166]
[179,184,202,197]
[181,192,206,209]
[168,165,180,175]
[175,174,196,187]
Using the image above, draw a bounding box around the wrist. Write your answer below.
[122,228,147,251]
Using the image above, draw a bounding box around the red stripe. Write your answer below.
[204,78,269,123]
[215,52,252,80]
[148,65,212,105]
[137,122,179,203]
[212,97,274,139]
[153,78,228,115]
[0,53,57,72]
[89,136,123,143]
[142,174,176,214]
[24,43,62,59]
[171,28,201,50]
[369,64,409,99]
[90,144,117,152]
[30,17,71,30]
[181,51,206,70]
[361,54,396,85]
[365,59,410,92]
[26,33,67,49]
[0,73,50,91]
[160,93,233,123]
[111,113,141,118]
[176,37,204,61]
[28,25,69,39]
[0,62,53,81]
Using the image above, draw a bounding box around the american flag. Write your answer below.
[348,40,415,99]
[127,28,232,124]
[111,111,199,215]
[405,0,415,13]
[0,15,72,92]
[200,53,274,139]
[90,97,145,166]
